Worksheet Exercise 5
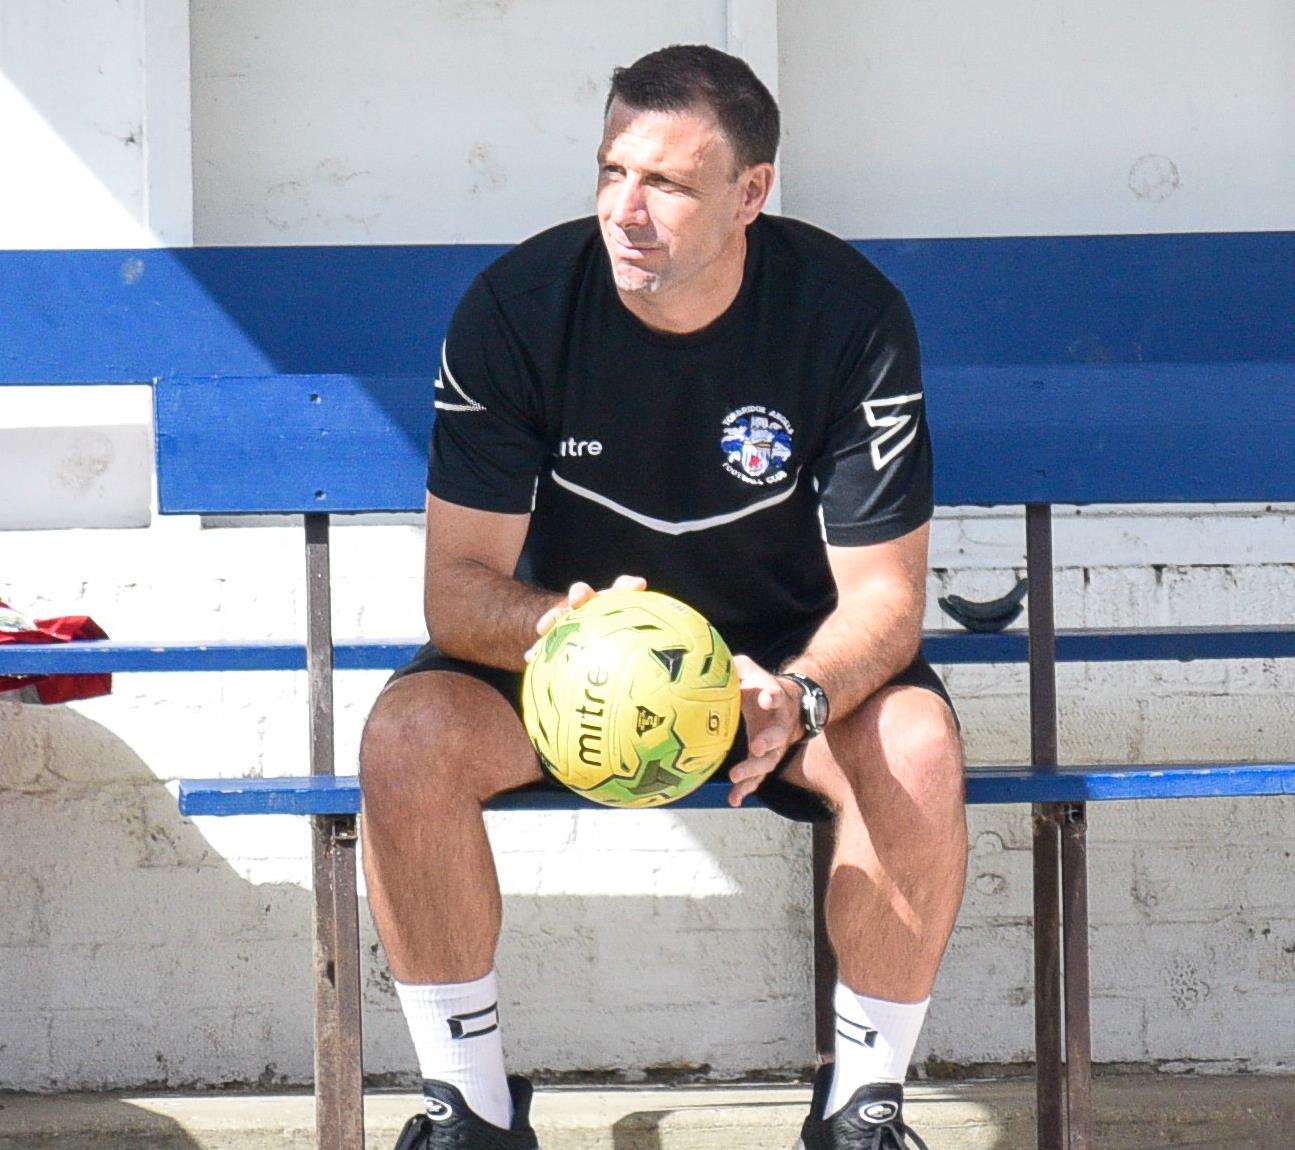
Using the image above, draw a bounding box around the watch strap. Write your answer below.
[779,671,829,739]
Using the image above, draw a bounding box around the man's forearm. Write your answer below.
[425,559,564,672]
[780,579,925,724]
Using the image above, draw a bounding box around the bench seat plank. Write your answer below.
[964,764,1295,803]
[5,625,1295,674]
[0,639,425,673]
[177,763,1295,818]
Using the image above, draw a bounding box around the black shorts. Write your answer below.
[386,636,958,824]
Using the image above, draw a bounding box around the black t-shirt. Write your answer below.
[427,213,933,659]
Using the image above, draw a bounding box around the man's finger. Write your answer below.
[729,773,766,807]
[534,605,562,635]
[749,727,791,757]
[727,747,781,785]
[609,574,647,591]
[733,653,779,691]
[566,581,595,608]
[726,733,789,804]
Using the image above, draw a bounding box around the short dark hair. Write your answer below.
[604,44,780,174]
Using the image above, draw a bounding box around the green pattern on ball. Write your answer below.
[520,589,741,809]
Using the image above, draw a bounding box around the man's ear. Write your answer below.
[738,163,775,223]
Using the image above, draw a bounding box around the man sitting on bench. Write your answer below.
[359,44,967,1150]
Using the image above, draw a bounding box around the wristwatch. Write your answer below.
[779,672,830,741]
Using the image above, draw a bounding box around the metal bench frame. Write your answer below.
[170,499,1291,1150]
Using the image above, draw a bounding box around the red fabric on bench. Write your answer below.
[0,600,111,704]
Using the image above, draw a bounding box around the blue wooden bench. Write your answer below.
[3,231,1293,1150]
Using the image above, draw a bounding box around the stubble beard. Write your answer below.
[611,261,662,294]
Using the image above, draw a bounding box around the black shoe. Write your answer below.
[796,1065,929,1149]
[393,1075,540,1149]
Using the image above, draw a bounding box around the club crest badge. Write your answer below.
[720,405,793,486]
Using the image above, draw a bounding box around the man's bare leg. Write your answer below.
[780,684,967,1113]
[359,670,544,1127]
[361,670,543,980]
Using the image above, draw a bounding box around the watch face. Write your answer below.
[784,674,828,734]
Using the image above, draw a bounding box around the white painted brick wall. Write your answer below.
[4,511,1293,1087]
[3,0,1294,1091]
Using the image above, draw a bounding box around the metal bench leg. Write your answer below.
[304,513,364,1149]
[1061,802,1094,1149]
[812,819,838,1066]
[313,813,365,1150]
[1027,504,1066,1149]
[1033,804,1065,1149]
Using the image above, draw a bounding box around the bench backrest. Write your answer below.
[4,231,1294,512]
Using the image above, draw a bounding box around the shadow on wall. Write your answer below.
[0,697,821,1094]
[0,696,1029,1150]
[1,697,313,1089]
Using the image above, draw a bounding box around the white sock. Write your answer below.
[394,969,513,1129]
[825,982,929,1116]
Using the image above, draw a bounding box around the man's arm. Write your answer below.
[423,491,564,672]
[780,520,929,722]
[423,492,647,670]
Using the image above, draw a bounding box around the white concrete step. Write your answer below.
[1,1072,1292,1149]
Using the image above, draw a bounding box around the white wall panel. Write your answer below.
[0,1,188,526]
[191,1,729,244]
[777,1,1295,237]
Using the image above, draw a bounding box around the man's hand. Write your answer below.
[726,654,804,807]
[523,574,647,663]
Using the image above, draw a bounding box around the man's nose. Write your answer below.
[610,177,649,230]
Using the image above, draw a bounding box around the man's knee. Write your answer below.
[874,688,963,795]
[823,685,963,813]
[359,671,539,806]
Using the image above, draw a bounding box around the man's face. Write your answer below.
[596,98,755,298]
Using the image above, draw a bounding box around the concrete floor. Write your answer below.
[1,1072,1291,1149]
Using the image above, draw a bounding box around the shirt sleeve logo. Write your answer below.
[433,339,487,413]
[861,392,922,471]
[720,405,794,486]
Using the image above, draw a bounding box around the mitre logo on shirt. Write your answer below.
[720,405,793,486]
[558,437,603,458]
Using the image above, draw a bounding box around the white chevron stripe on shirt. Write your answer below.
[549,468,801,535]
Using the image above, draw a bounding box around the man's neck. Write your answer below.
[618,228,748,336]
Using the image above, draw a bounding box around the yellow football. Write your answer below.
[521,589,741,808]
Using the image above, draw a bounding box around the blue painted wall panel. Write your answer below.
[6,232,1295,508]
[4,232,1293,382]
[0,245,504,381]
